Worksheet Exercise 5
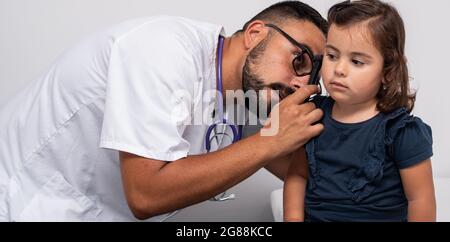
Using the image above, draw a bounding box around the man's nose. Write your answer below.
[289,75,309,90]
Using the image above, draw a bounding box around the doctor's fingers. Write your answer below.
[305,122,324,138]
[304,108,323,124]
[283,85,319,105]
[292,102,317,117]
[277,102,315,121]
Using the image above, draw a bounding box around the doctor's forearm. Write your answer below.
[123,133,278,219]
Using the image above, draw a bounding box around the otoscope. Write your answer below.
[307,55,323,88]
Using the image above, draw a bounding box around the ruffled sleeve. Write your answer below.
[392,117,433,169]
[346,108,432,202]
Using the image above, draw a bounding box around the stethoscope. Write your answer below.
[158,36,240,221]
[205,35,241,202]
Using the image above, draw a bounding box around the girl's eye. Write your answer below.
[352,59,365,66]
[327,53,337,61]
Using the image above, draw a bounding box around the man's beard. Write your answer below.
[242,34,268,94]
[241,37,295,116]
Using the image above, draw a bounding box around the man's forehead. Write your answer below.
[280,20,326,55]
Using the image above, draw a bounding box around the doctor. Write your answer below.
[0,1,327,221]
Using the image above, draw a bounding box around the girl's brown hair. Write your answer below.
[328,0,415,113]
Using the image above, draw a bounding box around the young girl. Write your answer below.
[284,0,436,222]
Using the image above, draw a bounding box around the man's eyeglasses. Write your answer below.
[265,23,323,85]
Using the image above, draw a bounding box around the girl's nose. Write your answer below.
[334,60,347,77]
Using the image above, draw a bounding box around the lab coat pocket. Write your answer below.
[15,172,102,222]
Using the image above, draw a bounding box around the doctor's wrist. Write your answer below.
[250,133,283,162]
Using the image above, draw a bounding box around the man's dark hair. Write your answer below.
[238,1,328,35]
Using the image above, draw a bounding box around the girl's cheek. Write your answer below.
[321,64,333,83]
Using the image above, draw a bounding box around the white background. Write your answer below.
[1,0,449,221]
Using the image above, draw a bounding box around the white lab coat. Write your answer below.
[0,16,225,221]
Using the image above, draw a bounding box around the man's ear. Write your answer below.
[243,20,269,50]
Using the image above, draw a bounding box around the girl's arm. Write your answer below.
[400,159,436,222]
[283,147,309,222]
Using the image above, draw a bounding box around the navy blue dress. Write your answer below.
[304,96,433,222]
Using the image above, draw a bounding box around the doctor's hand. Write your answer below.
[260,85,323,159]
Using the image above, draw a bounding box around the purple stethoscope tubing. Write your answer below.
[205,36,241,152]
